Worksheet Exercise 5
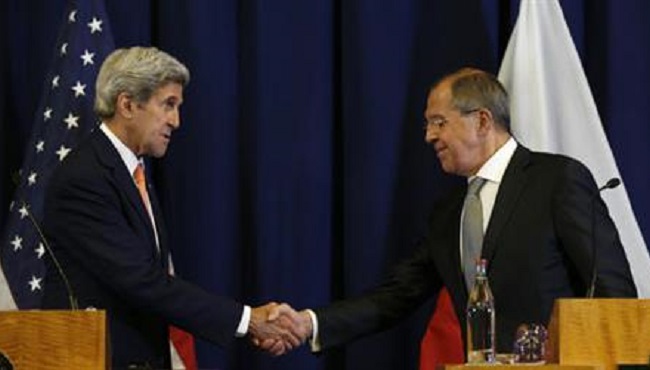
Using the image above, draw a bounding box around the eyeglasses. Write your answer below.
[422,117,448,131]
[423,108,481,131]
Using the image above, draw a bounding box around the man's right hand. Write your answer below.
[249,302,313,356]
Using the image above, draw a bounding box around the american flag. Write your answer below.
[0,0,114,309]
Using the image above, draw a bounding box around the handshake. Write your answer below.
[248,302,314,356]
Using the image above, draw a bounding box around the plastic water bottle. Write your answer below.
[466,259,495,363]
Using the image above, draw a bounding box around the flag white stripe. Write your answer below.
[498,0,650,297]
[0,267,17,309]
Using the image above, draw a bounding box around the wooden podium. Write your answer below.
[443,366,598,370]
[0,310,107,369]
[547,299,650,370]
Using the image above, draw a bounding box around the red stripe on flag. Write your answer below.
[170,325,198,370]
[419,287,464,369]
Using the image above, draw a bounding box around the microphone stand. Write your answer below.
[22,201,78,310]
[586,178,621,298]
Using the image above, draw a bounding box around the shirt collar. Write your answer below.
[100,123,142,176]
[470,137,518,184]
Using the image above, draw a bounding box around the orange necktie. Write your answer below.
[133,163,198,370]
[134,163,152,215]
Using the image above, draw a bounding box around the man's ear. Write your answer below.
[476,108,494,136]
[115,92,135,119]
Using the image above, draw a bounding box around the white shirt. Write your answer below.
[99,124,251,336]
[460,137,518,261]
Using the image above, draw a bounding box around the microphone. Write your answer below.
[600,178,621,191]
[586,177,621,298]
[20,201,78,309]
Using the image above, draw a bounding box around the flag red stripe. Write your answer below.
[170,326,198,370]
[419,287,464,369]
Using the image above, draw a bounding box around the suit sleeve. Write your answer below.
[553,159,637,297]
[44,166,244,347]
[313,240,441,350]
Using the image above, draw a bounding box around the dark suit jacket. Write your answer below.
[42,128,243,368]
[314,145,637,354]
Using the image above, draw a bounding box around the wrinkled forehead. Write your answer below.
[152,81,184,100]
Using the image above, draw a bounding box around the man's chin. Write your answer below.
[150,146,169,158]
[439,162,453,174]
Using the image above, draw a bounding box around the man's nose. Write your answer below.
[424,126,438,144]
[169,109,180,129]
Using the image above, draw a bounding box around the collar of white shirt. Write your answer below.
[99,123,142,176]
[470,136,518,186]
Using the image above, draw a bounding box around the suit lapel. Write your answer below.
[482,145,531,262]
[91,129,159,246]
[148,179,170,271]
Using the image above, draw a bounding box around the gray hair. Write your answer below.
[94,46,190,120]
[435,68,511,132]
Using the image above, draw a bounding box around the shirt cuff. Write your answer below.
[235,305,251,337]
[305,309,322,352]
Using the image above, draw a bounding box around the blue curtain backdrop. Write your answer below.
[1,0,649,369]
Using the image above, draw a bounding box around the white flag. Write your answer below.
[498,0,650,297]
[0,267,17,309]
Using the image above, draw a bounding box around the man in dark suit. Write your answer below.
[42,46,298,368]
[265,68,637,357]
